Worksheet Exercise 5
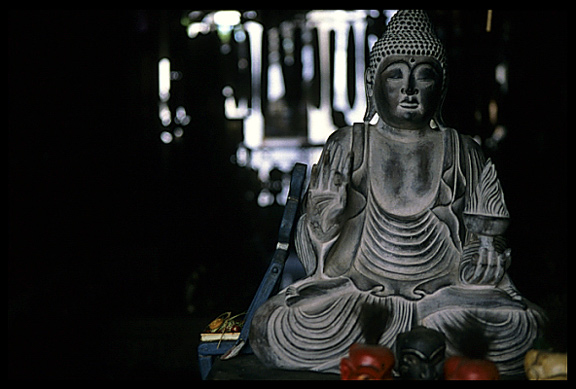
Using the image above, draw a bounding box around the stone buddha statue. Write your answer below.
[250,10,544,377]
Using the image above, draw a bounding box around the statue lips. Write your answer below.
[399,97,419,109]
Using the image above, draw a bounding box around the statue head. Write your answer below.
[395,326,446,380]
[364,10,447,129]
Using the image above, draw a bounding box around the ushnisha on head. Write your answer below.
[364,10,448,128]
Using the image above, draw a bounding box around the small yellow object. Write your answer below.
[525,349,567,380]
[207,312,232,332]
[208,317,224,331]
[486,10,493,33]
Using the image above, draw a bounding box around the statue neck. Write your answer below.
[375,119,435,142]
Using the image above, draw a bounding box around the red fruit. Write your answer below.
[340,343,395,380]
[444,356,500,380]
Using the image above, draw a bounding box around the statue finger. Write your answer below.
[322,147,331,168]
[332,144,343,167]
[323,146,342,190]
[318,149,331,189]
[502,248,512,270]
[338,191,346,210]
[310,164,319,189]
[493,253,505,284]
[496,249,511,281]
[486,248,497,268]
[479,250,498,284]
[332,171,344,187]
[326,145,343,188]
[341,152,353,184]
[471,249,487,283]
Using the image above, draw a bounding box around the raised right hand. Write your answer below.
[307,144,353,241]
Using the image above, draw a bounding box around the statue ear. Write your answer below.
[364,69,374,97]
[363,69,376,124]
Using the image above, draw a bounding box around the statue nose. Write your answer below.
[401,86,418,95]
[402,74,418,95]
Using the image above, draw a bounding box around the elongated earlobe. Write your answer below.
[363,71,376,123]
[363,96,376,124]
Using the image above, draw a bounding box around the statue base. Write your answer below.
[206,353,529,380]
[206,353,339,380]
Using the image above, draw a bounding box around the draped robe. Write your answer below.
[250,124,543,376]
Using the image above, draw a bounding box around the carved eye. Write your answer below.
[387,68,404,79]
[402,354,420,366]
[415,66,437,81]
[381,63,405,80]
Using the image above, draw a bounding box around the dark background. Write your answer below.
[9,10,566,379]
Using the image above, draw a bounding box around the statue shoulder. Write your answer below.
[460,133,483,153]
[447,128,486,161]
[325,125,354,146]
[324,124,365,171]
[445,129,487,182]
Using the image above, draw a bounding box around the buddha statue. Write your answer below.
[250,10,545,377]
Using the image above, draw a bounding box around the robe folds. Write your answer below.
[250,124,544,376]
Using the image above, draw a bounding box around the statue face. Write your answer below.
[373,55,443,130]
[397,347,445,380]
[395,326,445,380]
